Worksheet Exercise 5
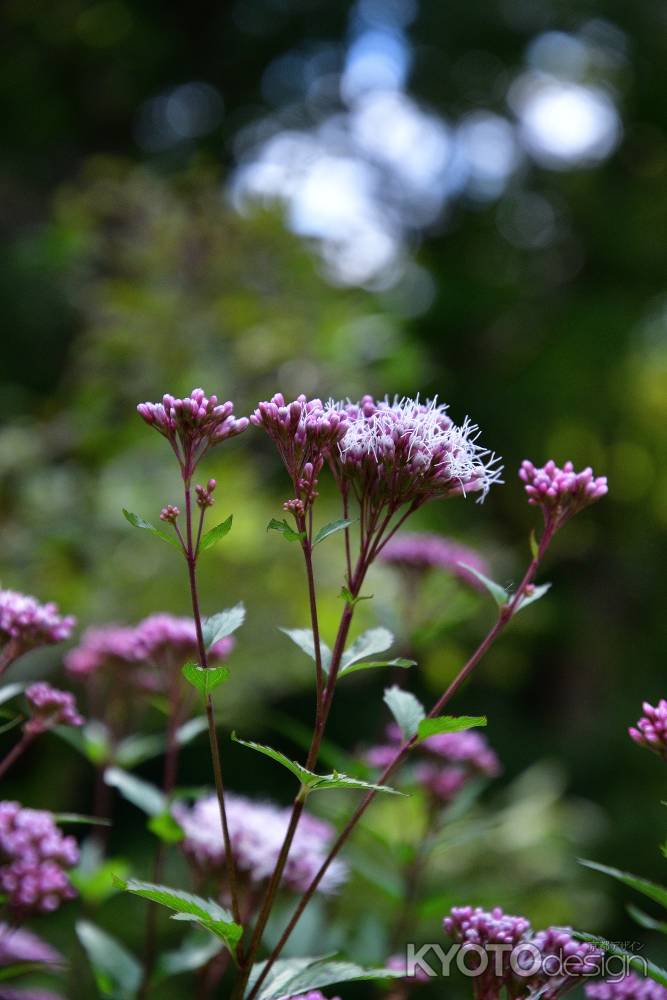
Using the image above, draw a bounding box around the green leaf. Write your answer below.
[579,859,667,909]
[628,904,667,935]
[55,719,112,765]
[117,878,242,953]
[340,627,393,671]
[574,932,667,988]
[0,715,22,736]
[266,518,306,542]
[0,683,24,707]
[76,920,142,999]
[515,582,552,613]
[313,519,354,546]
[384,685,425,740]
[417,716,487,742]
[458,563,508,607]
[280,628,332,672]
[529,529,539,559]
[182,662,230,696]
[52,812,112,827]
[71,856,129,906]
[339,657,416,678]
[199,515,233,552]
[115,733,166,768]
[122,508,180,549]
[177,716,209,746]
[155,930,222,981]
[104,767,166,817]
[246,955,401,1000]
[202,602,245,649]
[339,586,374,607]
[148,812,185,844]
[231,734,402,796]
[0,962,56,982]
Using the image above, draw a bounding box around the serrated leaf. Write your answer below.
[76,920,142,999]
[280,628,332,672]
[515,582,551,613]
[457,563,508,607]
[202,603,245,649]
[417,716,487,742]
[0,683,24,707]
[339,657,416,678]
[340,627,393,671]
[247,955,401,1000]
[117,879,242,953]
[384,685,425,740]
[182,662,230,696]
[155,930,222,981]
[148,812,185,844]
[628,904,667,935]
[266,518,306,542]
[199,515,233,552]
[232,734,401,796]
[574,932,667,988]
[313,519,354,546]
[579,859,667,909]
[104,767,166,817]
[122,508,180,549]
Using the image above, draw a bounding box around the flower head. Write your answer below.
[519,460,607,527]
[587,975,667,1000]
[0,802,78,915]
[137,388,248,477]
[175,792,347,894]
[0,590,75,661]
[379,532,491,590]
[0,923,64,966]
[629,700,667,761]
[24,683,84,736]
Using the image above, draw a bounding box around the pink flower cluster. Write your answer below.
[0,922,64,966]
[65,614,234,682]
[519,460,608,526]
[629,700,667,761]
[367,724,500,804]
[175,792,347,894]
[290,994,341,1000]
[379,532,491,590]
[587,975,667,1000]
[0,802,79,915]
[444,906,602,1000]
[0,989,65,1000]
[24,683,83,736]
[137,388,248,476]
[0,589,75,657]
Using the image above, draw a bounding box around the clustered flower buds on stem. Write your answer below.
[629,700,667,760]
[0,803,79,915]
[519,460,608,530]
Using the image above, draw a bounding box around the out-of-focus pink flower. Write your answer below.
[175,792,347,894]
[24,683,84,736]
[0,590,75,661]
[379,532,491,590]
[0,802,78,916]
[629,700,667,761]
[587,975,667,1000]
[0,923,64,966]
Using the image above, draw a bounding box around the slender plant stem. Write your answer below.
[0,731,34,780]
[0,642,20,679]
[246,525,556,1000]
[183,484,242,931]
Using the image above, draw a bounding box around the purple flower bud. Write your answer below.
[159,504,180,523]
[24,683,84,736]
[629,699,667,761]
[519,459,607,527]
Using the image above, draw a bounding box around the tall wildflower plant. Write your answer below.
[0,386,609,1000]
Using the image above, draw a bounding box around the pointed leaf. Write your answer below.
[232,734,401,796]
[117,878,242,953]
[627,904,667,935]
[280,628,332,672]
[266,518,306,542]
[148,812,185,844]
[313,519,354,546]
[340,657,416,678]
[122,508,180,548]
[529,529,539,559]
[199,515,233,552]
[341,627,393,670]
[202,603,245,649]
[247,955,401,1000]
[53,813,112,827]
[515,582,551,613]
[384,685,425,740]
[104,767,166,817]
[182,663,230,696]
[579,859,667,909]
[458,563,508,607]
[574,932,667,988]
[76,920,142,999]
[417,716,487,742]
